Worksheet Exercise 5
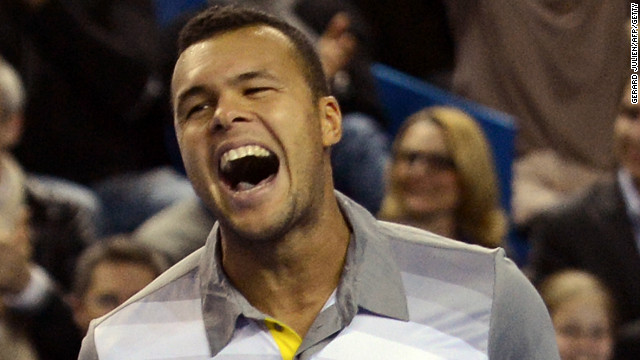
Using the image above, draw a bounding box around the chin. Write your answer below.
[403,201,439,216]
[220,208,294,244]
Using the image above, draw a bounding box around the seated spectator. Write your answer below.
[0,173,82,360]
[378,106,506,248]
[0,55,97,291]
[528,79,640,358]
[69,236,168,332]
[538,270,615,360]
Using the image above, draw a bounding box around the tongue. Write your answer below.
[236,181,256,191]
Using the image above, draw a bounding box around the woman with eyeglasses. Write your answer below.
[378,106,506,248]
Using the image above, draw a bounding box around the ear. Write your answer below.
[0,112,24,150]
[318,96,342,147]
[67,293,89,331]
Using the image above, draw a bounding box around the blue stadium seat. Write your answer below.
[154,0,206,27]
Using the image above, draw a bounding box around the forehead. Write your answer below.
[91,260,155,280]
[399,120,447,151]
[553,295,610,323]
[172,26,300,91]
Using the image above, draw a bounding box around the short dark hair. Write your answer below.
[72,235,169,297]
[178,5,329,100]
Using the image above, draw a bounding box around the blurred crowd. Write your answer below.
[0,0,635,359]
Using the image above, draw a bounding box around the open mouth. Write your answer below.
[219,145,280,192]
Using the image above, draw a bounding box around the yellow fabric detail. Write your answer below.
[264,318,302,360]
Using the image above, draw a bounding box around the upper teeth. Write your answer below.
[220,145,271,170]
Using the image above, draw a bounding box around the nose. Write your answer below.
[210,94,250,132]
[627,117,640,141]
[405,159,429,174]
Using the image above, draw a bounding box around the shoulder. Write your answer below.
[340,192,524,297]
[528,178,622,240]
[379,220,506,272]
[374,221,558,358]
[377,220,543,313]
[377,220,527,305]
[538,179,619,222]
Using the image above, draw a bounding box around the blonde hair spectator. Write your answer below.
[379,106,506,248]
[539,270,616,360]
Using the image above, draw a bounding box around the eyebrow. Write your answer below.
[175,70,280,106]
[229,70,280,86]
[175,85,208,107]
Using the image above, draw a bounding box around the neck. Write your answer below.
[0,154,5,179]
[403,211,457,239]
[220,193,350,338]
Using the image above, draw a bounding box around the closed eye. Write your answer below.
[244,87,273,97]
[186,103,211,119]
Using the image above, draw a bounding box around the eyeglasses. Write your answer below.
[556,324,611,341]
[393,151,456,171]
[620,105,640,121]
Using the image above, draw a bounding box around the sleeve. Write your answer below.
[488,253,560,360]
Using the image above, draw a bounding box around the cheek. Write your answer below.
[429,172,461,199]
[438,174,462,209]
[177,125,201,152]
[555,335,574,357]
[615,133,640,173]
[85,296,112,319]
[593,337,614,354]
[389,164,407,184]
[614,125,628,152]
[441,172,460,189]
[286,116,326,175]
[615,122,640,150]
[178,128,213,174]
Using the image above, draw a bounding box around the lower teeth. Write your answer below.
[236,182,256,191]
